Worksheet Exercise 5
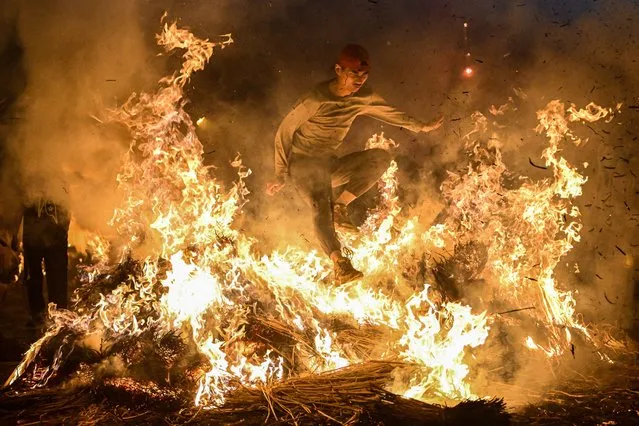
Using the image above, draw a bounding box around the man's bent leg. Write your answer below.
[308,190,342,255]
[331,149,392,230]
[290,155,362,284]
[331,148,392,198]
[305,187,362,284]
[289,155,342,256]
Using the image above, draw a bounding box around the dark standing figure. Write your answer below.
[23,199,70,325]
[267,44,443,284]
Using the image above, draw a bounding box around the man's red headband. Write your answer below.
[337,44,371,71]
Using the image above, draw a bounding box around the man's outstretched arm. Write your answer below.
[363,92,443,134]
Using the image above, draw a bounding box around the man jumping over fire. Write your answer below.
[267,44,443,285]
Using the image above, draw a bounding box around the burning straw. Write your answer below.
[206,361,509,425]
[218,361,403,423]
[0,361,509,425]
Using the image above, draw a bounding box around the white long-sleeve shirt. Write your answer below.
[274,80,426,178]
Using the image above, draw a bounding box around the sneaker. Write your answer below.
[333,203,358,232]
[333,256,363,285]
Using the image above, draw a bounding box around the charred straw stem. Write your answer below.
[496,306,536,315]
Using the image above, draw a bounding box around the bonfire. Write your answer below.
[0,17,634,426]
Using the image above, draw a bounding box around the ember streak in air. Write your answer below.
[3,18,626,414]
[462,21,474,78]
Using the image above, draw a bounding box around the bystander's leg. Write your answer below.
[24,245,46,321]
[44,243,68,310]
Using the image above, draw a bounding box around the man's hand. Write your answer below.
[266,177,287,196]
[421,116,444,133]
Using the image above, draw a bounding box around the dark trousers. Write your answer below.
[289,148,391,255]
[24,243,68,318]
[23,203,70,319]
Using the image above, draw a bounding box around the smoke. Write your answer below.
[0,0,158,245]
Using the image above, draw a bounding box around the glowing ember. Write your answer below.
[463,66,474,77]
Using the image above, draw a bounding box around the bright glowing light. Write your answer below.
[196,116,205,126]
[463,66,474,77]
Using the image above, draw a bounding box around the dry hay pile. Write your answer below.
[0,361,509,425]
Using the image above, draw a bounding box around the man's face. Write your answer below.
[336,65,369,94]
